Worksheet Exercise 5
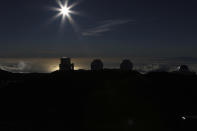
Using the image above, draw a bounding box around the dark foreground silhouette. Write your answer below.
[0,69,197,131]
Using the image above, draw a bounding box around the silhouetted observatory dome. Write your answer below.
[91,59,103,71]
[120,59,133,71]
[178,65,190,72]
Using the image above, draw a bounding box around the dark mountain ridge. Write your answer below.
[0,70,196,131]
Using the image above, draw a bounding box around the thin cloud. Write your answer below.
[82,19,135,36]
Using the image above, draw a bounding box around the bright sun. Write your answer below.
[50,0,80,28]
[61,7,70,16]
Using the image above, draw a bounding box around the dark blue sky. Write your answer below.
[0,0,197,58]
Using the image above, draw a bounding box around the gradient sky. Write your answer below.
[1,0,197,58]
[0,0,197,72]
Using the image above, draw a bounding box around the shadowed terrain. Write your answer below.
[0,70,196,131]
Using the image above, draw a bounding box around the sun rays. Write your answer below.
[50,0,80,29]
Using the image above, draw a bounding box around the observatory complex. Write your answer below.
[120,59,133,71]
[91,59,104,71]
[59,57,74,71]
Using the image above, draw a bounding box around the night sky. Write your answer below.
[0,0,197,72]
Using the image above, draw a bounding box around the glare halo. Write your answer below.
[50,0,80,28]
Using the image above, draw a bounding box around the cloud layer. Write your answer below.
[0,59,59,73]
